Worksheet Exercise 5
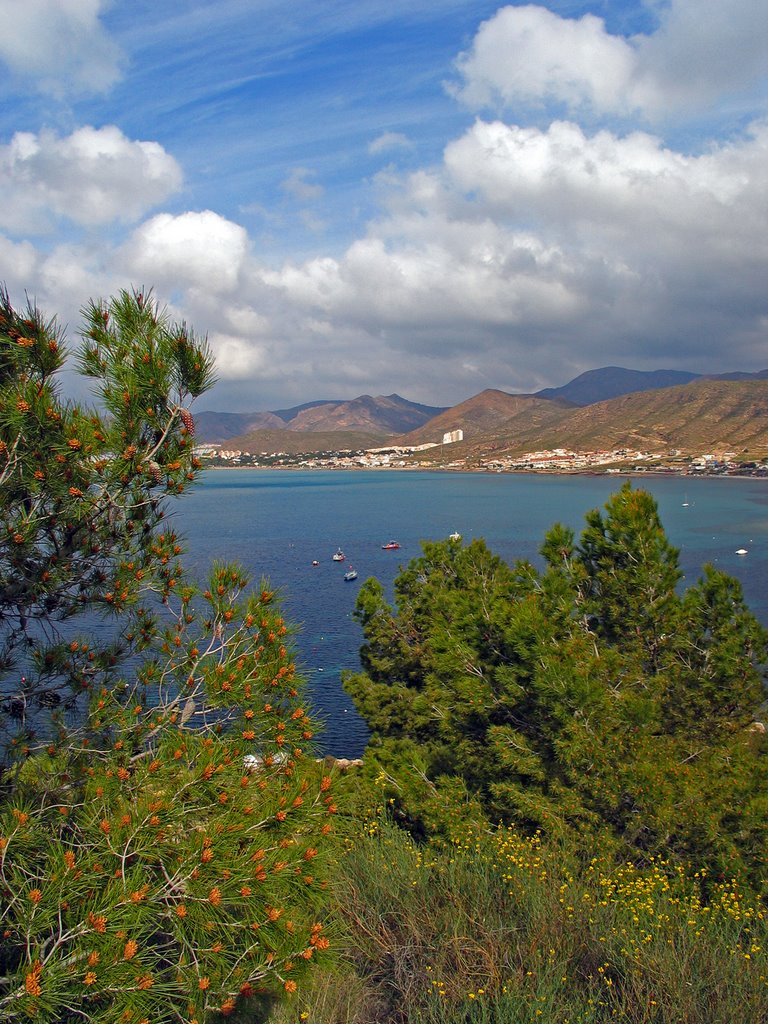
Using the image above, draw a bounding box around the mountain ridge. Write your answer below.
[407,378,768,466]
[195,368,768,461]
[194,393,446,443]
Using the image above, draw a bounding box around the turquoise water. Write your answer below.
[173,471,768,757]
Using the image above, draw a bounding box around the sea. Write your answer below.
[171,470,768,759]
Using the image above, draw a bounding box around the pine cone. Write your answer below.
[144,460,162,484]
[179,408,195,436]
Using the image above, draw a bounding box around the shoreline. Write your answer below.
[201,462,768,481]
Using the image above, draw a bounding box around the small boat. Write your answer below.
[381,541,400,550]
[332,548,345,561]
[736,548,748,555]
[449,531,462,542]
[344,567,358,581]
[311,560,319,566]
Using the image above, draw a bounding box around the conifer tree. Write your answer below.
[345,486,768,880]
[0,289,335,1022]
[0,286,213,754]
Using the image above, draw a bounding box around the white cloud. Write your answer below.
[36,243,114,312]
[0,126,183,234]
[208,333,269,379]
[261,222,586,348]
[119,211,249,293]
[453,1,768,121]
[4,102,767,408]
[248,113,768,392]
[0,232,121,323]
[368,132,412,155]
[0,0,124,98]
[442,119,767,244]
[1,2,767,410]
[0,236,39,295]
[453,5,642,116]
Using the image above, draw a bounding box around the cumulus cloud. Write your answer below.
[634,0,768,112]
[0,126,183,234]
[453,6,641,116]
[453,1,768,121]
[0,236,39,295]
[207,333,269,379]
[0,0,124,98]
[249,113,768,393]
[442,119,768,245]
[119,211,249,293]
[4,105,767,406]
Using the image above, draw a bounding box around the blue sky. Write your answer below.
[1,1,767,411]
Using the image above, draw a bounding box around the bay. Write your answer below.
[171,470,768,759]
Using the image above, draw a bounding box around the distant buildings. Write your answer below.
[196,442,767,476]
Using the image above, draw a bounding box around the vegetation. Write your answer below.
[305,488,768,1022]
[344,484,768,884]
[284,813,768,1024]
[0,289,336,1022]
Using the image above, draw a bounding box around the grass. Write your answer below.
[262,815,768,1024]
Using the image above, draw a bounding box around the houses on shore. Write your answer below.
[197,443,768,476]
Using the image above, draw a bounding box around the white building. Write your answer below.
[442,429,464,445]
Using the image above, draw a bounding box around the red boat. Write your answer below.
[381,541,400,550]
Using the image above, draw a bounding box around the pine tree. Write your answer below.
[345,486,768,880]
[0,289,336,1022]
[574,481,682,671]
[0,286,214,755]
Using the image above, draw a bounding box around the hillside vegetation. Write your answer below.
[196,394,445,443]
[393,389,574,448]
[505,378,768,457]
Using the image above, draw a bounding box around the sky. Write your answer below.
[0,1,767,412]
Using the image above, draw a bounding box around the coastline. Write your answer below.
[201,462,768,481]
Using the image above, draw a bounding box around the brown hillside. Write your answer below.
[529,379,768,456]
[220,428,388,455]
[453,379,768,463]
[288,394,445,434]
[212,380,768,462]
[395,389,574,446]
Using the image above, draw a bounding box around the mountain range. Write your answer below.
[195,367,768,463]
[194,393,447,443]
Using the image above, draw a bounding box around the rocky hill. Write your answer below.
[528,378,768,457]
[212,428,388,455]
[408,379,768,465]
[394,389,573,447]
[534,367,700,406]
[195,394,445,443]
[534,366,768,406]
